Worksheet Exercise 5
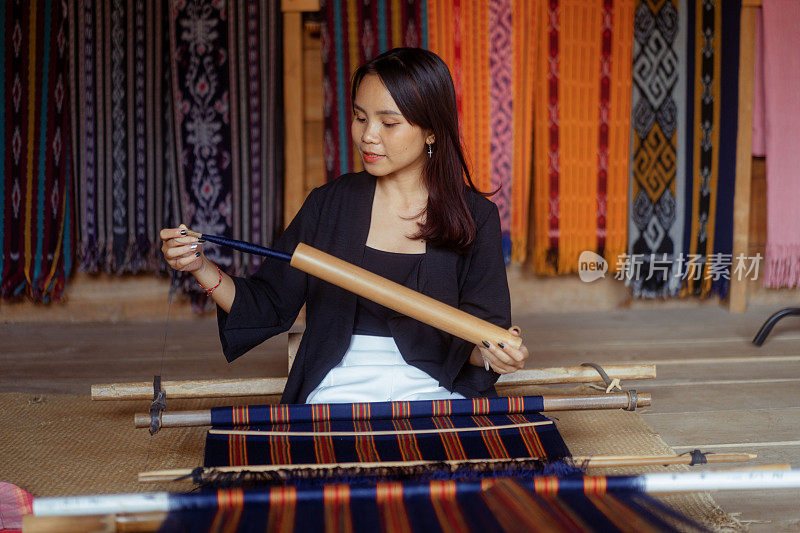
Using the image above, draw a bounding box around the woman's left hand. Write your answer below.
[471,326,530,374]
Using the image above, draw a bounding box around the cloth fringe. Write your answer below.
[764,244,800,288]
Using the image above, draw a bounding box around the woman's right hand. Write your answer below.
[159,224,205,273]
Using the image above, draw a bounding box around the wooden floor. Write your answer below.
[3,304,799,530]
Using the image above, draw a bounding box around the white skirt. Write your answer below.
[306,334,466,404]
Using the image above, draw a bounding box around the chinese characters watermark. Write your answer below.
[578,252,763,283]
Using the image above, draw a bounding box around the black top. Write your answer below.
[353,247,424,337]
[217,171,511,403]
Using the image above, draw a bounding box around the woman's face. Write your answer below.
[351,74,432,180]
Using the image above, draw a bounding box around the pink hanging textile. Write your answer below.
[0,482,33,532]
[755,1,800,287]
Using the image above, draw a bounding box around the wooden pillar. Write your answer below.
[282,0,320,228]
[729,0,761,313]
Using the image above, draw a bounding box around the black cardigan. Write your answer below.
[217,171,511,403]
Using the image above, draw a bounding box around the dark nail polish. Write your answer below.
[197,238,206,243]
[195,251,201,257]
[180,229,186,235]
[498,342,505,349]
[481,340,490,348]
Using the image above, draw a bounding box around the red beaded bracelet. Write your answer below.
[198,263,222,296]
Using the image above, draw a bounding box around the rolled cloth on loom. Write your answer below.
[756,1,800,287]
[152,478,705,533]
[204,397,569,468]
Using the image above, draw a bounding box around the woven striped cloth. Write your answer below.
[191,396,706,531]
[0,0,74,302]
[205,397,569,467]
[157,478,704,532]
[757,0,800,287]
[532,0,634,275]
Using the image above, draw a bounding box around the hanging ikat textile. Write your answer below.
[69,0,179,273]
[1,0,75,302]
[69,0,283,279]
[684,0,739,298]
[530,0,635,274]
[629,0,689,298]
[628,0,739,298]
[169,0,284,275]
[320,0,428,183]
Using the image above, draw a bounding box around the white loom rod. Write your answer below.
[33,469,800,517]
[33,492,171,517]
[643,469,800,493]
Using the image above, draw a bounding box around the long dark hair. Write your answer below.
[351,47,487,253]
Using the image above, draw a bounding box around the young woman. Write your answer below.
[160,48,530,404]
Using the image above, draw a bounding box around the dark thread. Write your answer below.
[187,458,586,489]
[679,449,710,466]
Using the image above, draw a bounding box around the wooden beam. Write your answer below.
[283,11,305,228]
[729,2,759,313]
[92,364,655,401]
[23,513,168,533]
[134,393,652,428]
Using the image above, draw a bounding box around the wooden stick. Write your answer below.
[22,512,167,533]
[208,420,553,438]
[729,0,758,313]
[290,243,522,349]
[181,235,522,350]
[133,392,651,429]
[93,364,655,400]
[137,453,758,483]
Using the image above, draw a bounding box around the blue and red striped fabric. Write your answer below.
[210,396,546,426]
[183,397,709,531]
[157,477,706,532]
[204,396,568,467]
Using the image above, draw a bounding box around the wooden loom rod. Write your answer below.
[137,454,757,483]
[22,513,168,533]
[208,421,553,438]
[93,363,655,400]
[132,392,651,429]
[289,242,521,349]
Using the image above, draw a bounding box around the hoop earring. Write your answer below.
[427,143,433,158]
